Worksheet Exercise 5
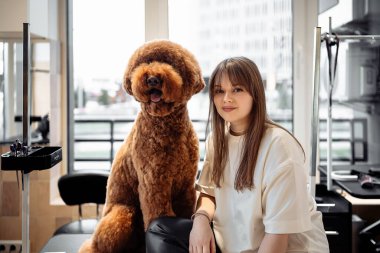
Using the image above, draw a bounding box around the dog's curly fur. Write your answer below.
[78,40,205,253]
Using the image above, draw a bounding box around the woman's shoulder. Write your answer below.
[262,125,305,162]
[264,125,298,146]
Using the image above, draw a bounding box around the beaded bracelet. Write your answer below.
[191,211,211,223]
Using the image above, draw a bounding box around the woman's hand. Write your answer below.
[189,215,216,253]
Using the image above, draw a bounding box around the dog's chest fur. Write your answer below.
[129,106,198,177]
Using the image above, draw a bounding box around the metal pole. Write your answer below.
[22,22,31,253]
[326,18,333,191]
[310,27,322,198]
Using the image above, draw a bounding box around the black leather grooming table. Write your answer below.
[319,165,380,199]
[39,234,91,253]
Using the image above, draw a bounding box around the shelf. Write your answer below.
[1,146,62,173]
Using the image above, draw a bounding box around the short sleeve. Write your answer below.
[195,134,215,197]
[261,131,312,234]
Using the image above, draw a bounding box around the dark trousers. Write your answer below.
[146,216,221,253]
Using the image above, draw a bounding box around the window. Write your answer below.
[70,0,144,172]
[168,0,294,161]
[317,41,370,165]
[0,42,3,139]
[68,0,294,173]
[319,119,368,164]
[168,0,293,129]
[0,40,51,145]
[0,42,26,141]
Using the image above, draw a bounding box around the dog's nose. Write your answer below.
[147,76,161,87]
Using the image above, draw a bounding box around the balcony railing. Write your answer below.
[73,118,366,172]
[73,118,209,171]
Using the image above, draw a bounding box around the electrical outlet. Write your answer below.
[0,240,22,253]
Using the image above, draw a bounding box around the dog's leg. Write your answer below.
[78,144,145,253]
[172,179,197,219]
[90,204,144,253]
[137,173,176,229]
[77,238,94,253]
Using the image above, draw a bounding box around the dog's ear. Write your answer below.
[184,55,205,95]
[193,73,206,94]
[123,59,135,95]
[123,72,133,95]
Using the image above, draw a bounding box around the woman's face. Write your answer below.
[213,74,253,133]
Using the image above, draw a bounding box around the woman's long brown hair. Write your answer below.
[207,57,304,191]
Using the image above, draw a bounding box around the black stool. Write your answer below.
[54,170,109,235]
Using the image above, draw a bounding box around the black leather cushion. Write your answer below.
[146,217,221,253]
[58,170,109,206]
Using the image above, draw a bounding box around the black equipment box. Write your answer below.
[316,184,352,253]
[1,146,62,173]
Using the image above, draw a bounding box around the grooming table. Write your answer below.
[39,234,91,253]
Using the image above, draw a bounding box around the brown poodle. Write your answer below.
[78,40,205,253]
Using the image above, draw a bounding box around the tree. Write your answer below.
[98,89,110,106]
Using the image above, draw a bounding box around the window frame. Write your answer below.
[65,0,317,174]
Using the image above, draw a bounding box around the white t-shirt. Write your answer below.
[196,127,329,253]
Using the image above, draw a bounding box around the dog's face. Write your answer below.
[124,40,205,117]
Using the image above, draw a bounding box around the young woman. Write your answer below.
[146,57,329,253]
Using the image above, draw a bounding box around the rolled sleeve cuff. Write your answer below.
[195,183,215,197]
[264,217,312,234]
